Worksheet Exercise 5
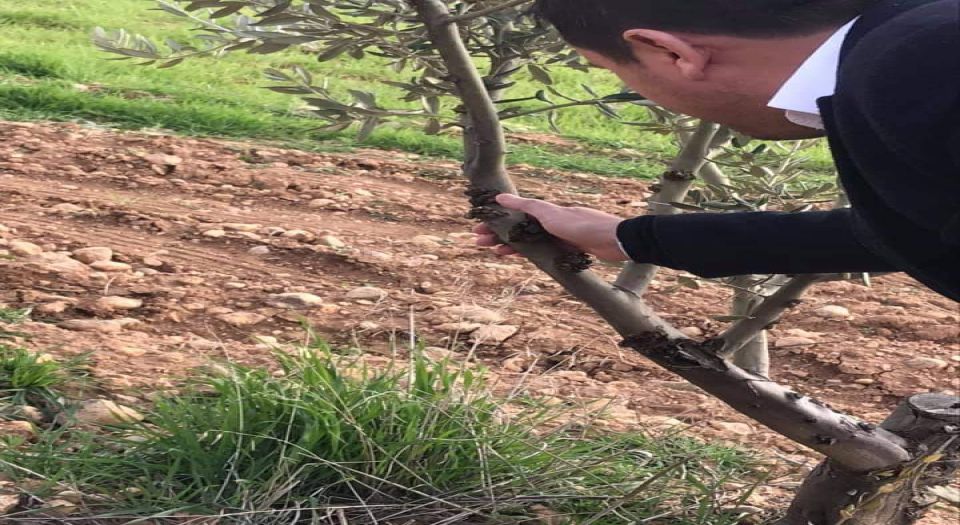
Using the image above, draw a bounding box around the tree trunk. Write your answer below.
[783,393,960,525]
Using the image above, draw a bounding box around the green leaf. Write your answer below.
[527,64,553,86]
[315,42,351,62]
[356,118,380,142]
[210,3,246,19]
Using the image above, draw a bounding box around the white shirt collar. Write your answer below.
[767,18,860,129]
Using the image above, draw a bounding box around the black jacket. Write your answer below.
[617,0,960,302]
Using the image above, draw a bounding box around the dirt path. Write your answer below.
[1,121,957,520]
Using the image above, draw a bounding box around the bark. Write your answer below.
[728,275,778,377]
[411,0,912,482]
[782,393,960,525]
[721,274,821,357]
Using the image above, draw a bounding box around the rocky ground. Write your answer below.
[0,120,957,521]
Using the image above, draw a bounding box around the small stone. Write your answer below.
[50,203,84,214]
[423,347,456,361]
[73,399,144,426]
[0,421,36,442]
[202,229,226,238]
[709,421,753,436]
[221,223,261,232]
[441,305,504,324]
[435,322,482,333]
[415,281,437,294]
[0,493,18,514]
[357,321,379,330]
[346,287,388,301]
[89,260,132,272]
[248,246,271,256]
[411,235,444,246]
[217,312,267,327]
[904,357,949,370]
[94,296,143,311]
[470,325,519,345]
[321,235,346,249]
[9,241,43,256]
[143,153,182,166]
[775,337,818,348]
[36,301,71,314]
[39,499,78,517]
[816,305,851,319]
[309,199,336,208]
[353,188,374,197]
[679,326,704,338]
[267,292,324,309]
[72,247,113,264]
[282,230,314,241]
[854,378,876,385]
[59,318,140,333]
[117,347,148,357]
[19,406,44,423]
[55,490,84,504]
[142,257,163,267]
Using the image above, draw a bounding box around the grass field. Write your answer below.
[0,0,685,178]
[0,0,835,179]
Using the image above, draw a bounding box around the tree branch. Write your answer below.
[614,120,719,294]
[720,274,822,356]
[446,0,533,24]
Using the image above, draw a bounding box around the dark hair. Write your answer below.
[533,0,876,61]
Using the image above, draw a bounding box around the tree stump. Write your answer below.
[783,393,960,524]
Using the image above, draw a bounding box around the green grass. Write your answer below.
[0,346,761,524]
[0,0,689,178]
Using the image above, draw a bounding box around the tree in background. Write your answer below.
[96,1,959,523]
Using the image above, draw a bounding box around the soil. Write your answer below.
[0,120,957,522]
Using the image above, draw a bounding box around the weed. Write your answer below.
[0,345,757,524]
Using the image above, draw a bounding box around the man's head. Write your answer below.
[534,0,876,138]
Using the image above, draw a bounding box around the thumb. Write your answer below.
[496,194,558,218]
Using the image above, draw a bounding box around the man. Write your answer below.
[475,0,960,302]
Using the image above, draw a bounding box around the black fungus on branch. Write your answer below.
[554,252,594,273]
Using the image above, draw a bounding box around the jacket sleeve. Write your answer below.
[616,209,901,278]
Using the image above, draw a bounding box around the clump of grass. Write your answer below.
[0,345,63,410]
[0,346,758,524]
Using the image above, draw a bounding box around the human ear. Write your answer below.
[622,29,710,80]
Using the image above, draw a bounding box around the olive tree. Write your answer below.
[95,1,960,523]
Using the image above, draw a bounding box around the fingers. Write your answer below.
[496,194,558,218]
[473,223,494,235]
[476,233,501,247]
[494,245,518,256]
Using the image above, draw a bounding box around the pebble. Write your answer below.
[282,230,314,240]
[775,337,817,348]
[309,198,337,208]
[72,247,113,264]
[248,245,271,256]
[854,378,876,385]
[50,203,84,214]
[143,153,182,166]
[39,499,78,517]
[73,399,144,426]
[0,421,36,442]
[904,357,949,370]
[59,318,140,333]
[221,223,261,232]
[345,286,388,301]
[435,322,481,333]
[709,420,753,436]
[267,292,324,309]
[816,305,851,319]
[217,312,267,327]
[89,260,132,272]
[441,305,504,324]
[321,235,346,249]
[117,347,148,357]
[0,493,17,514]
[9,240,43,256]
[679,326,704,338]
[470,325,519,344]
[353,188,373,197]
[202,229,226,238]
[19,406,44,423]
[94,296,143,311]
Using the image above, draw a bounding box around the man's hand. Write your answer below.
[473,194,629,262]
